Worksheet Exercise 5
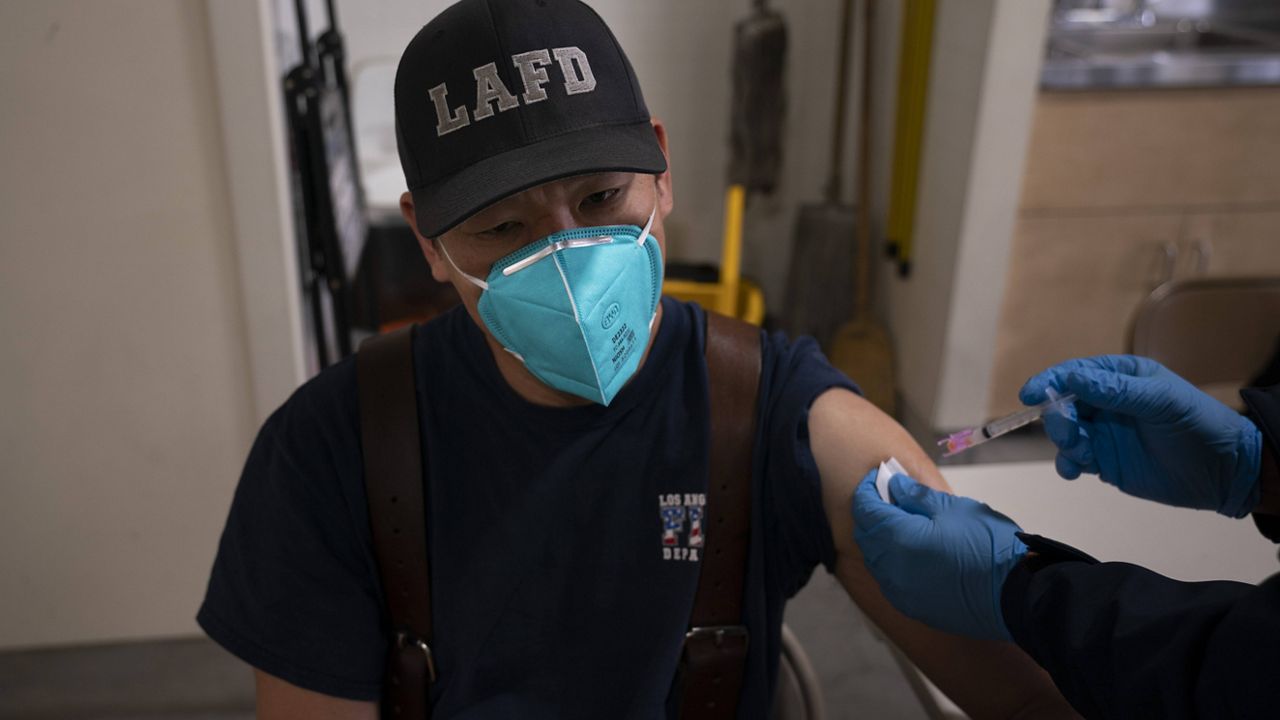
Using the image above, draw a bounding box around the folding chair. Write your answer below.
[1130,277,1280,408]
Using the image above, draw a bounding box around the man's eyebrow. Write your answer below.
[570,172,634,193]
[455,202,519,232]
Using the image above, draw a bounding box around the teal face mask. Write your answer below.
[440,204,664,406]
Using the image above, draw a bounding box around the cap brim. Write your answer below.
[411,120,668,238]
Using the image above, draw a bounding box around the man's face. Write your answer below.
[401,121,675,344]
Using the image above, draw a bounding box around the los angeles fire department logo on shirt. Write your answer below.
[658,493,705,562]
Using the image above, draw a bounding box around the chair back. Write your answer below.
[771,623,826,720]
[1130,278,1280,400]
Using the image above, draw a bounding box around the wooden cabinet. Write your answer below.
[987,89,1280,417]
[1183,211,1280,278]
[987,214,1186,416]
[988,208,1280,416]
[1020,89,1280,211]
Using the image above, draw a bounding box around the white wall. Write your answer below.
[207,1,308,424]
[933,0,1051,428]
[879,0,1049,430]
[0,0,258,649]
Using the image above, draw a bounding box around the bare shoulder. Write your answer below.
[255,670,379,720]
[804,388,1078,720]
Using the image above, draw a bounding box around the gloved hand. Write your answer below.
[851,469,1027,642]
[1020,355,1263,518]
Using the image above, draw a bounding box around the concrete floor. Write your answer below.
[784,571,931,719]
[0,591,923,720]
[0,577,936,720]
[0,636,254,720]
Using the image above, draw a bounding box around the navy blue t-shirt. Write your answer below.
[198,297,857,718]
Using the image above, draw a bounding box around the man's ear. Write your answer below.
[649,118,674,218]
[400,192,451,284]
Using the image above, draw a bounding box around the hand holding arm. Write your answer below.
[851,471,1028,642]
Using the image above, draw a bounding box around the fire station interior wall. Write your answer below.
[874,0,1051,431]
[0,0,259,649]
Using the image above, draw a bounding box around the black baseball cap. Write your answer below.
[394,0,668,238]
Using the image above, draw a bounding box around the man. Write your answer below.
[854,355,1280,718]
[198,0,1076,716]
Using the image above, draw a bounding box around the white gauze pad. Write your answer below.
[876,457,908,504]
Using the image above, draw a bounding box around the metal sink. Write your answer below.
[1051,26,1271,56]
[1042,20,1280,89]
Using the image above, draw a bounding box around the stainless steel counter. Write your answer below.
[1042,17,1280,89]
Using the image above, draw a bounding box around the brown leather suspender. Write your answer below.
[358,326,434,720]
[358,311,762,719]
[678,311,762,719]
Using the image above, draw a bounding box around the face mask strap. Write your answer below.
[436,239,489,290]
[637,201,657,246]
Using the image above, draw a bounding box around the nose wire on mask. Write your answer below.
[438,192,659,287]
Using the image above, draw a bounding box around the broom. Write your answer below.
[828,0,897,417]
[780,0,857,350]
[728,0,787,195]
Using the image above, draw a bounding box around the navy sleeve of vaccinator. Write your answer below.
[1002,534,1280,720]
[1242,384,1280,543]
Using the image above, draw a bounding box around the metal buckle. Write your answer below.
[396,630,437,684]
[684,625,749,650]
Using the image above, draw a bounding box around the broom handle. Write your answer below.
[856,0,874,320]
[294,0,313,67]
[325,0,339,31]
[827,0,855,203]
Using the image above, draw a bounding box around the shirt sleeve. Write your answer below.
[758,331,860,598]
[1243,384,1280,542]
[197,359,387,701]
[1002,533,1280,719]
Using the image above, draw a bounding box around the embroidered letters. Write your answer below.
[430,46,598,136]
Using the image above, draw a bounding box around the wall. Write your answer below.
[0,0,257,648]
[933,0,1052,428]
[208,1,308,425]
[879,0,1050,430]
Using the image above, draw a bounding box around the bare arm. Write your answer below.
[255,670,378,720]
[808,389,1078,720]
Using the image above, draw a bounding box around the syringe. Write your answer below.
[938,389,1076,457]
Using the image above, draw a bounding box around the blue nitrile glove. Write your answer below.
[1020,355,1263,518]
[851,470,1028,642]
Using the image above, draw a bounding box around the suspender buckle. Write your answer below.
[678,625,750,715]
[684,625,749,651]
[396,630,438,684]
